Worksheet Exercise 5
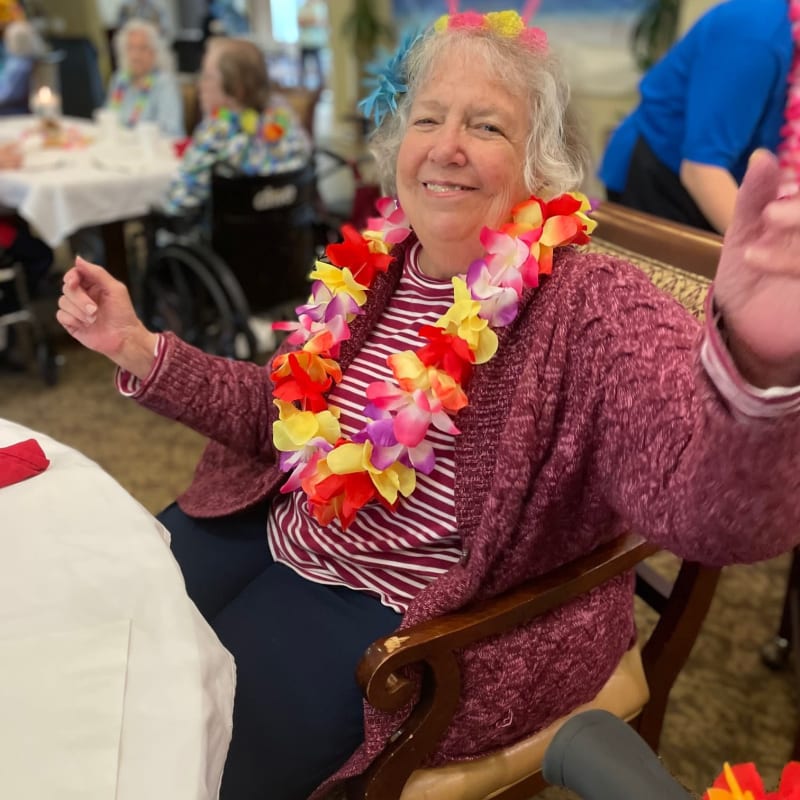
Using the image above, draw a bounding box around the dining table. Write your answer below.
[0,115,181,285]
[0,416,235,800]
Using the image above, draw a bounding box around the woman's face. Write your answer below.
[126,30,156,79]
[396,45,530,279]
[198,47,238,116]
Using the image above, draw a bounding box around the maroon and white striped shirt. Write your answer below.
[268,243,462,611]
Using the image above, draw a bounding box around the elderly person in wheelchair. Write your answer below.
[56,7,800,800]
[160,35,311,219]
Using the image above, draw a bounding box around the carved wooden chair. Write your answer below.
[344,202,725,800]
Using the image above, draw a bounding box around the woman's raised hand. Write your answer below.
[57,257,159,379]
[714,150,800,388]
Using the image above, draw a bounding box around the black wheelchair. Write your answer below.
[136,161,321,363]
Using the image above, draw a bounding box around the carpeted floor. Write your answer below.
[1,337,797,798]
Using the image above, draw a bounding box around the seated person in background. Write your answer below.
[161,36,310,217]
[598,0,790,234]
[56,8,800,800]
[0,143,51,293]
[297,0,328,88]
[0,19,47,116]
[106,18,184,137]
[0,139,53,358]
[0,0,23,68]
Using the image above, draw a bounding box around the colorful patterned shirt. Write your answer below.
[161,104,311,216]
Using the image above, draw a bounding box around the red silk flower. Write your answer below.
[703,762,800,800]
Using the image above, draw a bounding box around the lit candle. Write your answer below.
[31,86,60,120]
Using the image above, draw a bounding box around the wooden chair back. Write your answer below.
[345,202,725,800]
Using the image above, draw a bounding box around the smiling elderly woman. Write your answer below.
[56,7,800,800]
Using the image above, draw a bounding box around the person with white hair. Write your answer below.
[105,17,183,137]
[0,18,46,115]
[117,0,170,40]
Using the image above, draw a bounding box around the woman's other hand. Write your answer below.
[57,256,159,379]
[714,150,800,388]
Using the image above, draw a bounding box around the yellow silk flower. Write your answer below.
[309,262,369,306]
[273,399,341,451]
[436,277,499,363]
[326,441,416,504]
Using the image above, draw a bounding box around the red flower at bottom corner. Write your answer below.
[704,762,800,800]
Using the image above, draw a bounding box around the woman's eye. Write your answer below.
[478,123,502,134]
[413,117,436,126]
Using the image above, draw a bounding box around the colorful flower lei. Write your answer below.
[110,73,154,128]
[778,0,800,196]
[211,107,292,144]
[704,761,800,799]
[359,7,548,129]
[270,193,596,530]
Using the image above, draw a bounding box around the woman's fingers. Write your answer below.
[743,195,800,275]
[61,265,101,319]
[55,308,88,337]
[57,291,96,325]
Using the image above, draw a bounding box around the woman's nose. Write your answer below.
[427,123,467,166]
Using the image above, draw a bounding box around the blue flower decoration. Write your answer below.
[358,29,423,128]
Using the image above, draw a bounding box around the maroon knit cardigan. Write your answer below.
[135,241,800,798]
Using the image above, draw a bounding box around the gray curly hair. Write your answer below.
[114,17,174,75]
[368,25,589,200]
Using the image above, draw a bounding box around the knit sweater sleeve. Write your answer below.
[133,332,276,461]
[577,254,800,566]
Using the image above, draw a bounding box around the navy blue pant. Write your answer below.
[159,501,402,800]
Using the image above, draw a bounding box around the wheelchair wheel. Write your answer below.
[138,244,255,360]
[178,244,260,360]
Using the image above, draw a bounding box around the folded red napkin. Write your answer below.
[0,438,50,488]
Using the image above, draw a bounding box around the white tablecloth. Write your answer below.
[0,116,180,247]
[0,417,235,800]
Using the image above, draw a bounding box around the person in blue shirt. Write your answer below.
[106,18,184,137]
[0,19,46,116]
[598,0,792,234]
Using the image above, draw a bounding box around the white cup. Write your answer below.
[93,108,119,142]
[137,121,161,158]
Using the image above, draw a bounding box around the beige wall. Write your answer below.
[328,0,393,120]
[678,0,719,36]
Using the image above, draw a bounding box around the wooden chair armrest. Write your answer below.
[590,201,723,281]
[349,532,658,800]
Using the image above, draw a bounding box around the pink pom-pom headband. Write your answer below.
[446,0,542,22]
[358,5,549,128]
[436,3,548,52]
[778,0,800,195]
